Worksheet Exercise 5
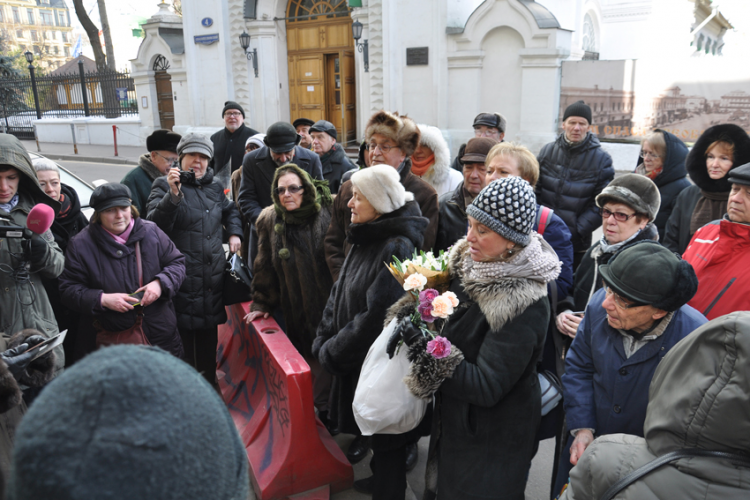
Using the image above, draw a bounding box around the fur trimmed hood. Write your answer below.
[447,240,548,331]
[365,111,420,158]
[686,124,750,193]
[416,124,452,187]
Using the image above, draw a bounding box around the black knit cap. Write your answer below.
[728,162,750,186]
[8,346,250,500]
[221,100,245,118]
[563,100,592,124]
[146,129,182,153]
[599,240,698,312]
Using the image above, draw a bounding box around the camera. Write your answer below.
[178,170,196,184]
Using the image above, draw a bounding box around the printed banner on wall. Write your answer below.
[560,57,750,142]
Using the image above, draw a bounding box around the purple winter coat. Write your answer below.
[59,217,186,360]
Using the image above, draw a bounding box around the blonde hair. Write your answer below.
[485,142,540,187]
[642,131,666,158]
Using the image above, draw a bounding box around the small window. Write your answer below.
[30,30,37,41]
[27,9,34,25]
[33,45,41,55]
[54,46,58,54]
[286,0,350,23]
[16,29,23,39]
[12,7,20,24]
[62,31,67,42]
[64,46,69,57]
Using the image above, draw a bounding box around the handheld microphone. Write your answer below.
[0,204,55,239]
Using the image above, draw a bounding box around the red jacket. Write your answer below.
[683,218,750,320]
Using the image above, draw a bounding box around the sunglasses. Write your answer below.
[599,207,638,222]
[274,185,304,196]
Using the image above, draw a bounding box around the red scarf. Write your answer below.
[410,153,435,177]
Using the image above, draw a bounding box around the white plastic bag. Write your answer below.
[352,318,428,436]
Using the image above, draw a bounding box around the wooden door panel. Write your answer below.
[287,28,298,52]
[326,24,351,49]
[297,26,321,50]
[342,51,356,143]
[155,71,174,130]
[289,54,325,124]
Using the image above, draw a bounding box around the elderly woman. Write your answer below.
[59,184,186,360]
[556,174,660,339]
[634,130,690,238]
[313,165,428,499]
[394,177,560,499]
[663,124,750,254]
[147,133,243,385]
[33,158,89,365]
[413,124,463,197]
[245,164,334,424]
[683,163,750,319]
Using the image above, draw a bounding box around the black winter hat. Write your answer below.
[686,124,750,193]
[596,173,661,222]
[310,119,337,140]
[264,121,301,153]
[221,100,245,118]
[473,112,507,133]
[563,100,592,124]
[728,162,750,186]
[8,346,250,500]
[89,183,132,212]
[146,129,182,153]
[293,118,315,129]
[599,240,698,312]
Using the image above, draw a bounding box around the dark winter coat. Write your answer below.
[312,201,428,435]
[319,144,355,194]
[210,123,260,174]
[415,239,550,500]
[237,145,323,226]
[560,224,659,313]
[662,124,750,254]
[59,217,186,359]
[435,181,469,253]
[121,154,163,215]
[250,204,333,359]
[563,288,707,438]
[536,132,615,253]
[634,130,690,238]
[324,158,439,282]
[147,168,243,331]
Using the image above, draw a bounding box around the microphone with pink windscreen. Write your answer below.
[26,204,55,235]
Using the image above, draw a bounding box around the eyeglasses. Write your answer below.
[604,286,644,309]
[153,151,179,164]
[368,142,398,154]
[224,112,242,118]
[639,151,661,160]
[274,185,304,196]
[599,207,638,222]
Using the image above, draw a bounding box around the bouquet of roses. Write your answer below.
[385,250,458,359]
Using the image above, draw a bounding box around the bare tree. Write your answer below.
[97,0,116,70]
[71,0,106,71]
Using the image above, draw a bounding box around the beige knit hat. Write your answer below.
[350,164,414,215]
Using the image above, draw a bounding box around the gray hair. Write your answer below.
[32,158,60,176]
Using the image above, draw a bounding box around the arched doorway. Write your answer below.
[153,54,174,130]
[285,0,356,144]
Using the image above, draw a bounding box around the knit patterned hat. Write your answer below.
[466,177,536,246]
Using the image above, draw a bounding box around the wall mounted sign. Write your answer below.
[406,47,429,66]
[201,18,213,28]
[194,34,220,45]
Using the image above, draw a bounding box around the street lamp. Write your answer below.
[24,51,41,120]
[352,19,369,73]
[238,31,258,78]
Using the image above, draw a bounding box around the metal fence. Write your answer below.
[0,69,138,139]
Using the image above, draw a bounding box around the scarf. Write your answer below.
[690,190,728,234]
[410,153,435,177]
[635,162,663,181]
[593,228,642,259]
[0,194,19,213]
[139,154,164,182]
[103,218,135,245]
[319,145,337,166]
[461,234,561,284]
[57,192,73,220]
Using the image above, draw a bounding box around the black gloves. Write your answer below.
[386,316,424,359]
[27,236,49,264]
[0,344,34,378]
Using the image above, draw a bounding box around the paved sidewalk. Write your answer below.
[21,140,142,165]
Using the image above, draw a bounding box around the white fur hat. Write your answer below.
[350,164,414,215]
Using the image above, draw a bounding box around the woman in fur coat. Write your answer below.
[245,164,334,418]
[393,177,561,500]
[313,165,429,500]
[413,124,463,197]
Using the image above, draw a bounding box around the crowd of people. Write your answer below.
[0,97,749,499]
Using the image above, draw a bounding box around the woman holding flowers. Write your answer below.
[391,177,561,500]
[313,164,428,499]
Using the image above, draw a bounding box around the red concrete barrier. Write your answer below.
[217,302,353,500]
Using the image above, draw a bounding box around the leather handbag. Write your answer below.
[95,241,151,348]
[538,370,563,416]
[223,252,252,305]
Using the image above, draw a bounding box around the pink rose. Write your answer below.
[442,291,459,308]
[427,336,452,359]
[419,289,439,304]
[418,302,435,323]
[403,273,427,292]
[430,295,454,318]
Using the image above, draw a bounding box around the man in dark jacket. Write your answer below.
[209,101,260,174]
[553,241,706,495]
[325,110,439,282]
[449,112,506,172]
[536,100,614,270]
[294,117,314,150]
[309,119,355,194]
[121,129,181,215]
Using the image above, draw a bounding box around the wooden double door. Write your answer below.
[155,71,174,131]
[287,20,356,144]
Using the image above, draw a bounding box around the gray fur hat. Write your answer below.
[177,133,214,159]
[596,174,661,222]
[350,164,414,215]
[466,177,536,246]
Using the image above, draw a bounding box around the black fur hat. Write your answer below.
[686,124,750,193]
[599,240,698,312]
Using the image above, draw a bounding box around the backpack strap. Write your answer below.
[536,206,553,236]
